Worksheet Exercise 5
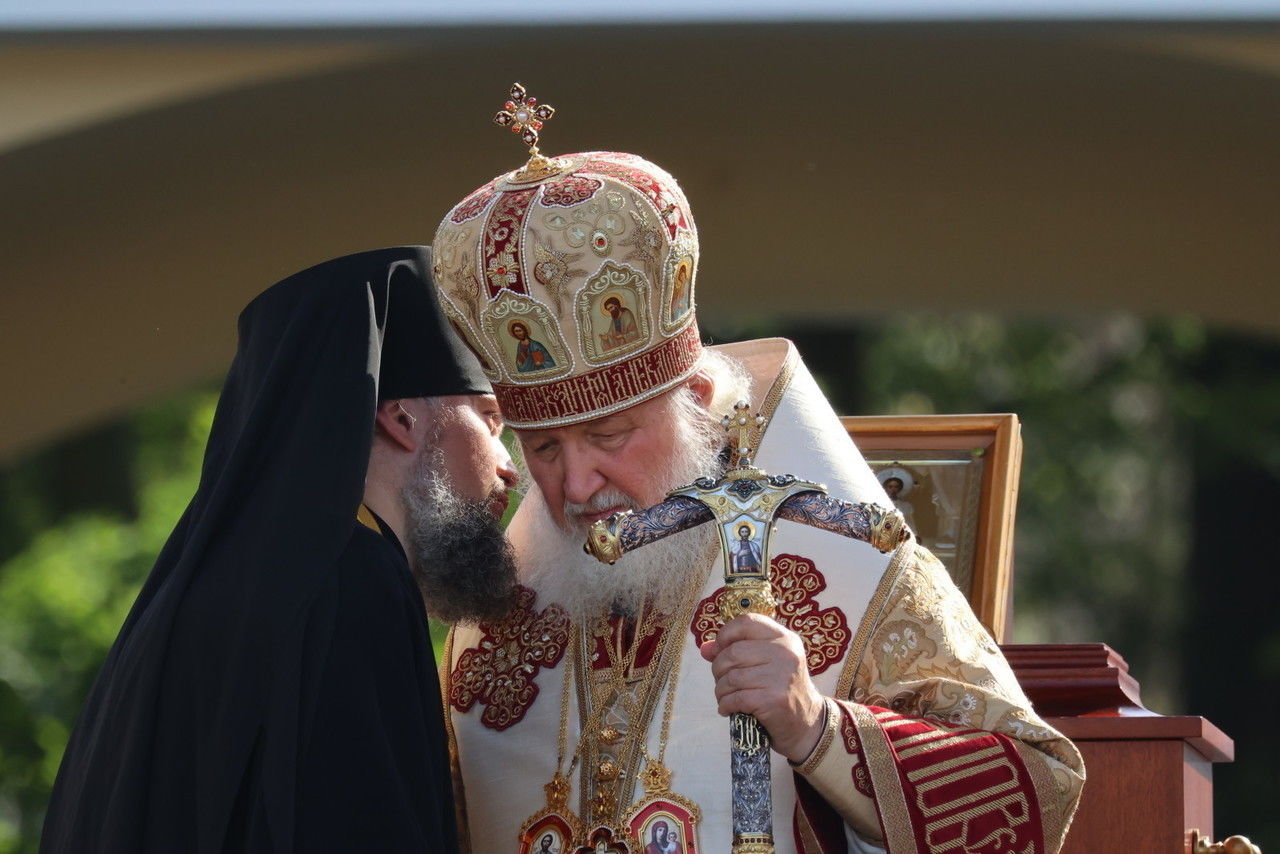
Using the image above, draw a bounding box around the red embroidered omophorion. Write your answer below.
[689,553,851,675]
[449,586,570,731]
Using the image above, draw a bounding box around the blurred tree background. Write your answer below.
[2,315,1278,851]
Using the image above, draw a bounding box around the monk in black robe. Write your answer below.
[41,247,518,853]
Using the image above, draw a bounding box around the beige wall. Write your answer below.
[2,23,1278,461]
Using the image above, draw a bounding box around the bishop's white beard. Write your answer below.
[516,390,725,621]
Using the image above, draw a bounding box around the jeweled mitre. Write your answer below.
[431,144,702,428]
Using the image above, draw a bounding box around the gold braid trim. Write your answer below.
[441,627,473,854]
[793,808,826,854]
[1015,739,1072,852]
[849,703,919,854]
[837,541,916,700]
[793,697,841,776]
[755,345,799,439]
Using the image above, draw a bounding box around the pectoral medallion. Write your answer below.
[622,761,702,854]
[519,774,585,854]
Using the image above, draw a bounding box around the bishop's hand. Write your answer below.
[699,613,826,765]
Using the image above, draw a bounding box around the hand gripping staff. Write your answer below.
[584,402,910,854]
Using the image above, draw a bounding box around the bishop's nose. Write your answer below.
[560,445,607,507]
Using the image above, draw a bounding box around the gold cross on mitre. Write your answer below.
[494,82,556,152]
[494,83,564,184]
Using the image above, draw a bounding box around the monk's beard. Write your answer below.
[515,390,725,621]
[402,445,518,624]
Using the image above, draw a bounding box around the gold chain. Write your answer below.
[600,600,660,718]
[652,640,683,766]
[555,633,574,775]
[638,553,710,789]
[544,538,721,828]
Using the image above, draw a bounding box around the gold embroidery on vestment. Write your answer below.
[440,628,472,853]
[839,540,915,700]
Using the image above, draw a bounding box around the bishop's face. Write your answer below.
[516,390,686,532]
[508,375,722,619]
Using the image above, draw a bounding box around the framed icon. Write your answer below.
[841,413,1023,641]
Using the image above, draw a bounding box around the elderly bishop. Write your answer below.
[431,85,1084,854]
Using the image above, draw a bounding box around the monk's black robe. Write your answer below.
[223,514,457,852]
[41,247,484,853]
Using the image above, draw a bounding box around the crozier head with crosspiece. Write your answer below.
[431,148,701,429]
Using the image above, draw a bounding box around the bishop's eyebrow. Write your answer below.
[588,413,633,432]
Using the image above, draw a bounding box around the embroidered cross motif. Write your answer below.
[690,553,851,675]
[450,585,570,731]
[494,82,557,151]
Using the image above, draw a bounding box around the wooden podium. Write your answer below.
[1004,643,1242,853]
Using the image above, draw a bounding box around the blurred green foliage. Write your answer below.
[3,316,1278,850]
[0,390,217,851]
[853,314,1205,711]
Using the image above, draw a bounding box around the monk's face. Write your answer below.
[427,394,519,516]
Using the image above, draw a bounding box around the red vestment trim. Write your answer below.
[590,617,666,672]
[866,706,1046,853]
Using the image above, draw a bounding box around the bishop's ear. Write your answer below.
[374,399,421,452]
[686,370,715,409]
